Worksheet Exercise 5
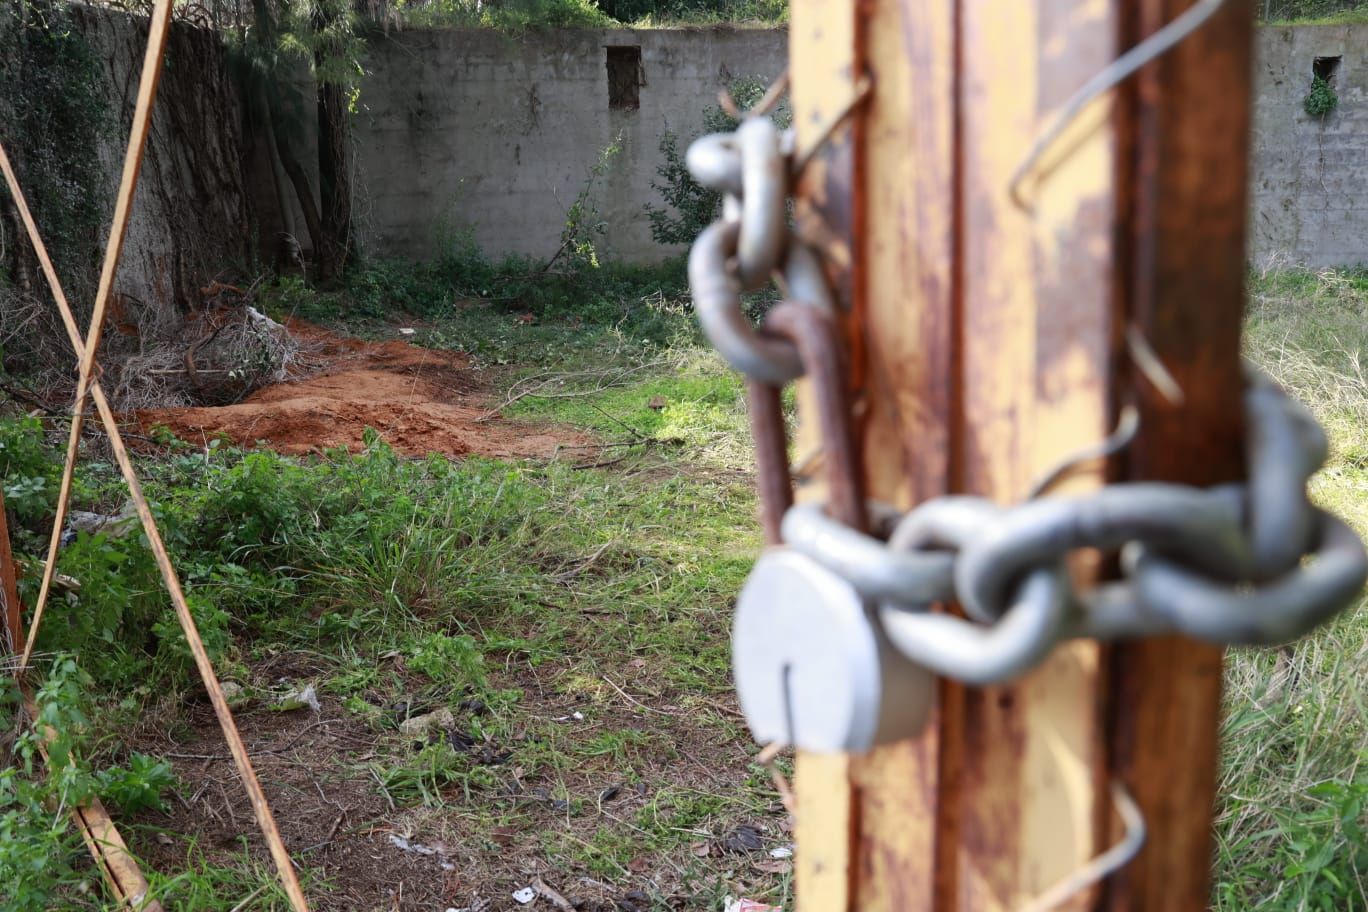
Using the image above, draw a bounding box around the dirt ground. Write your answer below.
[134,320,594,459]
[125,650,784,911]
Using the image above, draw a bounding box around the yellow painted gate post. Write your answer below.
[785,0,1254,909]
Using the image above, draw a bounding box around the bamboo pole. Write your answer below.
[0,488,19,654]
[0,4,311,901]
[786,0,1252,908]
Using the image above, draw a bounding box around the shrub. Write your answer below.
[406,631,487,690]
[0,415,58,529]
[0,656,176,910]
[646,76,792,247]
[1304,75,1339,118]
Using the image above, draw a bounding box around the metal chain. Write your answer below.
[686,114,1368,689]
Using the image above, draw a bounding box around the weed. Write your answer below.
[1304,75,1339,118]
[579,728,658,765]
[1218,266,1368,908]
[0,656,176,910]
[1263,1,1368,25]
[377,741,499,806]
[0,414,58,535]
[406,631,488,691]
[139,837,297,911]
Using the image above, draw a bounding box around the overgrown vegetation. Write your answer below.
[0,246,785,907]
[1215,267,1368,911]
[1304,75,1340,118]
[3,260,1365,908]
[388,0,785,28]
[589,0,786,25]
[1,657,177,909]
[1262,0,1368,23]
[0,0,111,376]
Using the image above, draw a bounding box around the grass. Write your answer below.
[1265,8,1368,26]
[384,0,789,30]
[3,258,1367,908]
[1216,266,1368,910]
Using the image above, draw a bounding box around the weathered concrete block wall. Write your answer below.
[1251,25,1368,268]
[352,27,787,263]
[45,15,1368,282]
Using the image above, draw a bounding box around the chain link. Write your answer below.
[686,113,1368,689]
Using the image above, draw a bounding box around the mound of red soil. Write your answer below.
[135,321,591,459]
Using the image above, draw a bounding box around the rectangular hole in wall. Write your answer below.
[607,46,643,110]
[1314,55,1342,82]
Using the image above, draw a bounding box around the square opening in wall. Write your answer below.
[607,46,643,110]
[1313,55,1342,82]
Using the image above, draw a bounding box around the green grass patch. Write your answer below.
[1265,8,1368,25]
[1215,267,1368,910]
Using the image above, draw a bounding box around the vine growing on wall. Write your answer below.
[1304,75,1339,118]
[646,76,791,247]
[0,1,113,381]
[0,1,111,300]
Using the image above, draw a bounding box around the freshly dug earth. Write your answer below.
[135,321,592,458]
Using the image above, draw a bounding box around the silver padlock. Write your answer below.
[733,546,933,752]
[730,300,932,754]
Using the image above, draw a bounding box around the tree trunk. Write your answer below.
[260,81,326,281]
[315,78,352,284]
[250,0,329,281]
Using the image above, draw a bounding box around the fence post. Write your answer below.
[785,1,1252,908]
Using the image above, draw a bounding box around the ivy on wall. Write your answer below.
[646,76,792,247]
[1304,75,1340,118]
[0,0,111,299]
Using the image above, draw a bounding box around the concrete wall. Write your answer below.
[44,14,1368,288]
[353,24,1368,271]
[351,27,787,263]
[1251,24,1368,268]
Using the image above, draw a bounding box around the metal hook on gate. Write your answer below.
[758,301,867,533]
[1017,780,1147,912]
[1009,0,1229,210]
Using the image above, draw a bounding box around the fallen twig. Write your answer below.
[479,362,659,420]
[533,878,576,911]
[164,719,345,761]
[601,674,685,717]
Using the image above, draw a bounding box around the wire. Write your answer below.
[1018,779,1147,912]
[1010,0,1229,209]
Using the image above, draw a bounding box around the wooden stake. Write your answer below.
[0,487,19,654]
[786,0,1251,908]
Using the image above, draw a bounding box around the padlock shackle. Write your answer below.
[746,380,791,545]
[761,301,867,534]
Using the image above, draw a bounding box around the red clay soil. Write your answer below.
[135,320,592,459]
